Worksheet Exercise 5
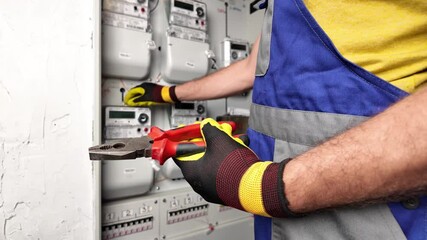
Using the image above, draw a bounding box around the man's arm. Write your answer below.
[169,36,426,216]
[124,36,259,106]
[175,36,260,101]
[171,87,427,217]
[284,87,427,213]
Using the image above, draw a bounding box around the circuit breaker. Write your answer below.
[102,195,160,240]
[102,189,254,240]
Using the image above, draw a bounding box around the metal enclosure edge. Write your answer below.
[94,0,103,239]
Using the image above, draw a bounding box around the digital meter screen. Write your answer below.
[175,102,195,110]
[109,111,135,119]
[231,43,247,51]
[174,0,194,11]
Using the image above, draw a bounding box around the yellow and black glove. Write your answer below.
[124,82,179,107]
[173,119,297,218]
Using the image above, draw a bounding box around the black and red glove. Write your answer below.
[124,82,179,107]
[173,119,296,217]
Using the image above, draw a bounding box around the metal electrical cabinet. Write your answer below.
[98,0,265,239]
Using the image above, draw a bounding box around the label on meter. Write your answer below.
[103,11,149,32]
[103,0,149,19]
[170,14,207,32]
[167,25,207,42]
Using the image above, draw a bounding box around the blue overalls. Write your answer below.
[247,0,427,239]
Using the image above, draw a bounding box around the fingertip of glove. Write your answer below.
[201,119,233,136]
[124,88,145,102]
[219,122,233,135]
[200,119,219,132]
[200,119,227,142]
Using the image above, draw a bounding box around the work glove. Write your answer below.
[173,118,296,218]
[124,82,179,107]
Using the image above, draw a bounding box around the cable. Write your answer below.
[224,2,229,38]
[149,0,160,13]
[210,58,218,70]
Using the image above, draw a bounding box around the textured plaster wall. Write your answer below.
[0,1,96,239]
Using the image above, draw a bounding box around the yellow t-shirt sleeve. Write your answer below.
[305,0,427,93]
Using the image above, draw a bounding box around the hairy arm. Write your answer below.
[175,36,260,101]
[284,87,427,213]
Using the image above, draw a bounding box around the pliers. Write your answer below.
[88,121,248,165]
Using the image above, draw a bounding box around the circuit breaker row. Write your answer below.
[102,189,253,240]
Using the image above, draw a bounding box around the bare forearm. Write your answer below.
[284,87,427,213]
[175,60,254,101]
[175,37,260,101]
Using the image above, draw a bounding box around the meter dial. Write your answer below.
[138,113,149,124]
[196,7,205,18]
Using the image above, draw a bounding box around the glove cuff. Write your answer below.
[221,157,300,218]
[160,86,180,103]
[169,86,180,103]
[276,158,302,217]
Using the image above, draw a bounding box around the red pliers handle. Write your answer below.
[149,121,248,165]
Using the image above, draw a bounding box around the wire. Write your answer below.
[224,2,229,38]
[210,58,218,70]
[149,0,160,13]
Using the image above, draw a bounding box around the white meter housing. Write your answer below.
[220,38,250,68]
[162,36,209,83]
[102,0,154,79]
[102,158,154,200]
[103,25,153,79]
[162,0,210,83]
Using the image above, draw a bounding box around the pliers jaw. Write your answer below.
[88,137,152,160]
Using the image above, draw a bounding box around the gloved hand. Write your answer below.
[173,118,296,218]
[124,82,179,107]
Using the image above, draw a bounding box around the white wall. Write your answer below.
[0,0,96,239]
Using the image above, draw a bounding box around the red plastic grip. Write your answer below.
[148,121,237,142]
[151,139,206,165]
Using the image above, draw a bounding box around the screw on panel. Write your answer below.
[163,198,167,203]
[162,235,166,239]
[402,197,420,209]
[154,200,158,204]
[120,88,126,102]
